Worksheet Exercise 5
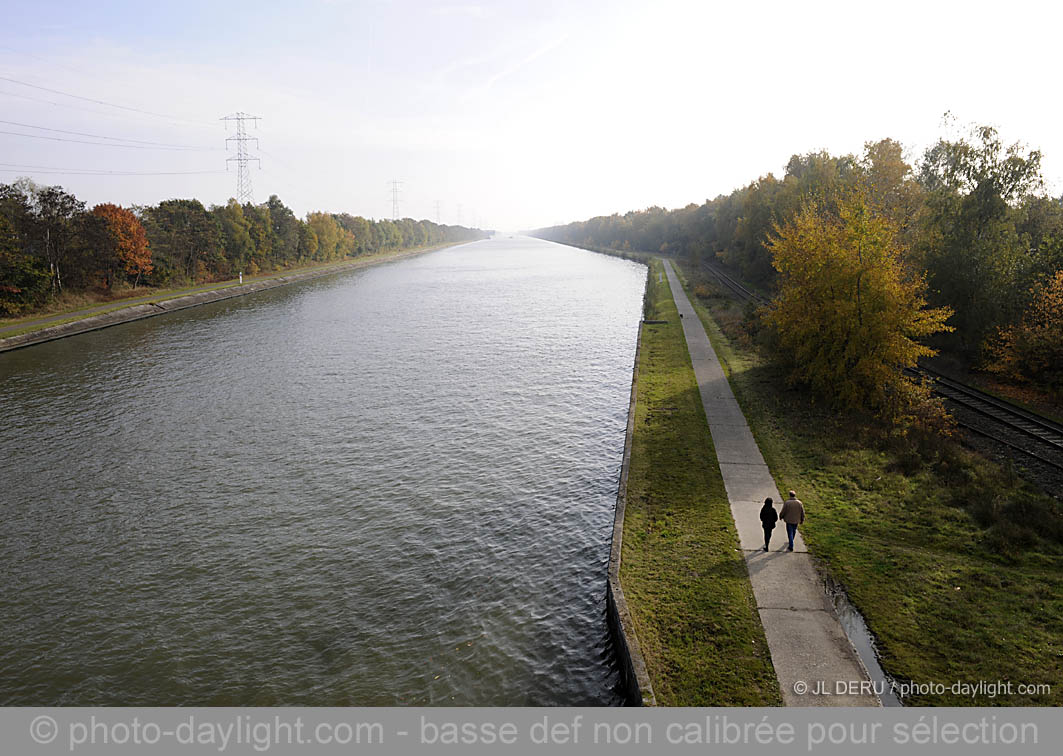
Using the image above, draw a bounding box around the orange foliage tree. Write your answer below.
[91,203,152,288]
[986,270,1063,389]
[766,191,954,422]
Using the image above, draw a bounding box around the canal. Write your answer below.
[0,236,646,705]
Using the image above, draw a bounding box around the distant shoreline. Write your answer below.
[0,242,463,354]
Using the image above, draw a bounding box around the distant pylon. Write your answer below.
[434,200,441,225]
[389,180,403,220]
[220,112,261,203]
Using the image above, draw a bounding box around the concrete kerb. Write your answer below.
[605,315,657,707]
[0,245,457,354]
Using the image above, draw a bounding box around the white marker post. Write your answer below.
[239,272,243,284]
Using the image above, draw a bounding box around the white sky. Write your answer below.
[2,0,1061,231]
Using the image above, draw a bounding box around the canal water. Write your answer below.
[0,237,646,705]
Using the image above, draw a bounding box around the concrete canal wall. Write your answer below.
[605,316,657,706]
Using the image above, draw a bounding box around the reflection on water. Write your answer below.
[0,237,646,705]
[824,577,902,706]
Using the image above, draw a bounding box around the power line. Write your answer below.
[0,74,215,127]
[220,112,261,203]
[0,119,217,149]
[0,163,224,176]
[0,44,108,78]
[0,87,196,130]
[0,129,215,150]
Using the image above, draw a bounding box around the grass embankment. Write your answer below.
[0,244,454,339]
[673,261,1063,706]
[619,259,781,706]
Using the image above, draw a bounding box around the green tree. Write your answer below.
[917,124,1044,353]
[214,200,255,275]
[335,213,371,255]
[0,214,49,315]
[266,195,299,266]
[29,185,86,293]
[142,199,221,284]
[296,222,318,261]
[242,203,272,273]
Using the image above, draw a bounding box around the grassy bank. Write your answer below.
[0,244,456,340]
[673,260,1063,706]
[619,259,781,706]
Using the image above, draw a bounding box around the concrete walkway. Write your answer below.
[664,261,878,706]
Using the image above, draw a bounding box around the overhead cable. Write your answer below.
[0,119,218,149]
[0,74,216,128]
[0,129,216,150]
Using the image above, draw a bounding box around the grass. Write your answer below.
[618,259,781,706]
[673,260,1063,706]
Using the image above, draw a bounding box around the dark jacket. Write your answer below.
[759,502,778,530]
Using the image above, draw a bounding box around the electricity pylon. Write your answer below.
[221,112,261,203]
[389,180,403,220]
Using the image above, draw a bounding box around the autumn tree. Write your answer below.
[766,192,953,417]
[859,138,925,235]
[91,203,152,288]
[986,270,1063,389]
[306,212,341,261]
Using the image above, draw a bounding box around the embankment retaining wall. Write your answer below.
[605,315,657,706]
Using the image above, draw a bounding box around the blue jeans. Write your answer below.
[786,523,798,549]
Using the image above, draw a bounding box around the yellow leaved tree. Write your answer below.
[766,192,953,423]
[986,270,1063,389]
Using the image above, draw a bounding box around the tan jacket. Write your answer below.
[779,497,805,525]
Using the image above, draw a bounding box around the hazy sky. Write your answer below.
[2,0,1061,230]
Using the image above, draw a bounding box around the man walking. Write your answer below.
[779,490,805,551]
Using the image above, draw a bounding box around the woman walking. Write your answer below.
[759,497,778,552]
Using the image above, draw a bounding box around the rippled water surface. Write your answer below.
[0,237,646,705]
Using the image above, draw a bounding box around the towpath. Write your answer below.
[663,260,879,706]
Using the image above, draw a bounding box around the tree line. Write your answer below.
[535,124,1063,394]
[0,179,485,316]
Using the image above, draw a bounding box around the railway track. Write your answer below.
[904,367,1063,472]
[701,261,768,305]
[696,258,1063,473]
